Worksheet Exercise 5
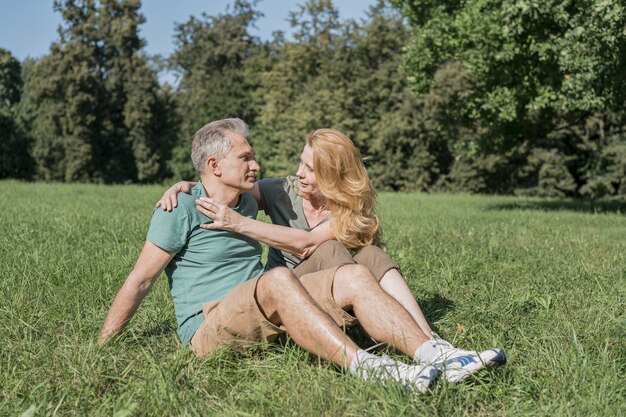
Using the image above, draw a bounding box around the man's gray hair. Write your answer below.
[191,118,250,174]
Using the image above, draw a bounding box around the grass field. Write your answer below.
[1,181,624,416]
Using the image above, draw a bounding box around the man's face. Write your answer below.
[216,133,259,191]
[295,144,319,196]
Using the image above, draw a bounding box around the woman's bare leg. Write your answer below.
[379,269,434,338]
[353,245,434,338]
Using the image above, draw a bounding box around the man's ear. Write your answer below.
[206,156,221,176]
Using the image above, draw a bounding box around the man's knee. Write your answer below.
[332,264,378,308]
[255,268,299,324]
[335,264,377,288]
[257,267,297,301]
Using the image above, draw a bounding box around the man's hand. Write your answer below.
[195,197,245,232]
[156,181,195,212]
[97,241,175,346]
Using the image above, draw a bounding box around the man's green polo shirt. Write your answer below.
[146,181,264,345]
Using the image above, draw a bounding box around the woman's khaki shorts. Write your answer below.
[293,240,399,281]
[189,266,353,357]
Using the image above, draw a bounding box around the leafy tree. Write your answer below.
[29,5,103,182]
[0,48,34,179]
[0,48,21,108]
[252,0,347,178]
[254,1,450,190]
[393,0,626,148]
[570,115,626,198]
[22,0,174,182]
[343,2,448,191]
[168,0,263,179]
[392,0,626,196]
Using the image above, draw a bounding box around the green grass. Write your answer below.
[1,181,624,416]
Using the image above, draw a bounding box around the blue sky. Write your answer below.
[0,0,377,60]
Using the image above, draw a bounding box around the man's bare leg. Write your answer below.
[332,265,429,358]
[255,267,439,391]
[256,267,360,367]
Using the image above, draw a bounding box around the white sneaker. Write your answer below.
[433,348,506,383]
[431,332,454,349]
[368,355,439,393]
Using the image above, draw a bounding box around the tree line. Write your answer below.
[1,0,624,198]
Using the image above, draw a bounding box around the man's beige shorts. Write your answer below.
[189,266,354,357]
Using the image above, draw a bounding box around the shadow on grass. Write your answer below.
[418,294,455,327]
[486,199,626,214]
[141,322,175,338]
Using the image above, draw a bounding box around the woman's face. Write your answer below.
[296,144,318,196]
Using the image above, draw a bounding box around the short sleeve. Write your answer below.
[257,178,287,216]
[146,206,191,253]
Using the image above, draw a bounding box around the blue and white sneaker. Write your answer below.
[433,348,506,383]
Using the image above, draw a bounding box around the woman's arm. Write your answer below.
[195,197,334,257]
[156,181,265,211]
[156,181,196,211]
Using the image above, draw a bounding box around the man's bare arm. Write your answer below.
[97,241,175,345]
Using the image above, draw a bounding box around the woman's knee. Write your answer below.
[298,240,354,273]
[353,245,399,281]
[315,240,353,259]
[354,244,386,261]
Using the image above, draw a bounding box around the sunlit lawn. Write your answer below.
[1,181,624,416]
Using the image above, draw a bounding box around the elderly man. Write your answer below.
[98,118,501,392]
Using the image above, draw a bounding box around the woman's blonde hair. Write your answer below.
[306,129,381,250]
